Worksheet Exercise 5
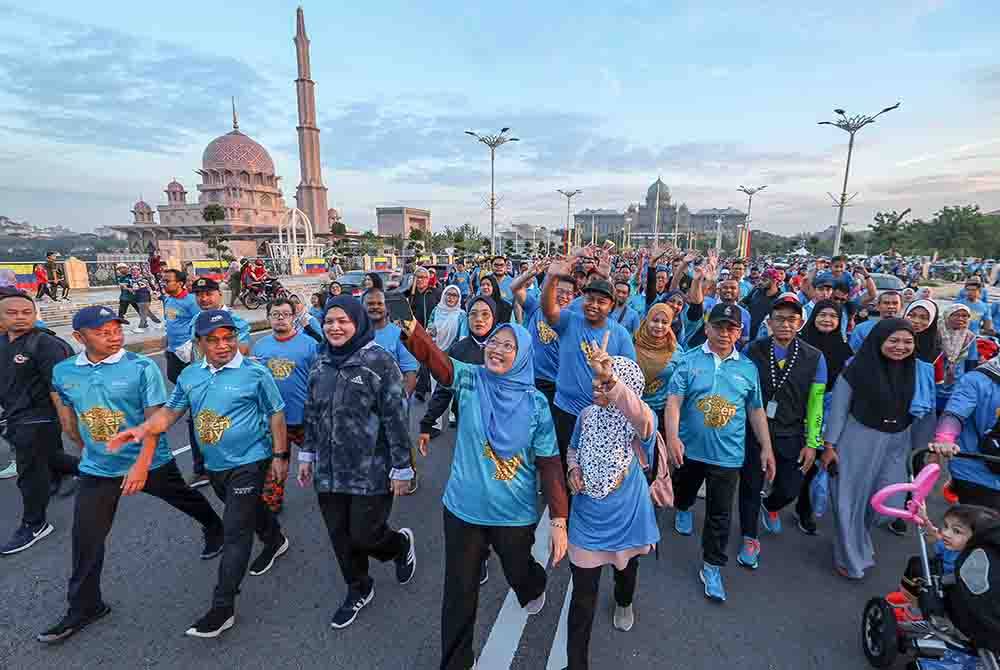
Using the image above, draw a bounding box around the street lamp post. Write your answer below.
[465,128,519,255]
[818,102,900,256]
[557,189,582,253]
[714,216,724,251]
[737,185,767,258]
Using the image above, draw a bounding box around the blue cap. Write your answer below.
[194,309,236,336]
[72,305,128,331]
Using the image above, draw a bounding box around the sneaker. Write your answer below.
[612,604,634,632]
[888,518,907,536]
[524,591,546,615]
[395,528,416,584]
[187,473,210,489]
[699,564,727,602]
[37,604,111,644]
[674,510,693,536]
[200,528,224,560]
[184,606,235,638]
[795,513,818,536]
[761,504,782,534]
[736,537,761,570]
[57,476,79,498]
[479,559,489,586]
[0,522,54,555]
[0,461,16,479]
[249,534,289,576]
[696,482,706,499]
[330,583,375,629]
[407,477,419,495]
[132,327,146,334]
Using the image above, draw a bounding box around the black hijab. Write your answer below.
[480,275,512,324]
[365,272,384,290]
[842,317,916,433]
[800,299,853,391]
[322,295,375,368]
[465,295,498,346]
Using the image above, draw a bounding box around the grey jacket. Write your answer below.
[300,341,413,495]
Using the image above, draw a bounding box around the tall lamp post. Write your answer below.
[819,102,900,255]
[466,127,519,255]
[737,184,767,258]
[557,189,582,252]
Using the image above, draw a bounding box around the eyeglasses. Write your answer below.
[269,312,294,320]
[770,316,802,325]
[485,340,517,354]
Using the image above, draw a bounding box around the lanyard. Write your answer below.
[768,338,799,400]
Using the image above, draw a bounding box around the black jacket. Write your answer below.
[744,337,822,447]
[419,336,485,434]
[409,287,442,327]
[947,520,1000,652]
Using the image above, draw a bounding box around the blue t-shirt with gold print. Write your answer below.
[251,331,318,425]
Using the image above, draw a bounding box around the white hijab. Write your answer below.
[433,285,465,350]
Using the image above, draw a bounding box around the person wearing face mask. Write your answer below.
[298,297,416,631]
[633,303,679,426]
[399,319,568,670]
[849,290,904,352]
[820,319,936,580]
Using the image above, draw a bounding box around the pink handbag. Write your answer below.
[632,432,674,508]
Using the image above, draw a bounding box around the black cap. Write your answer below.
[582,278,615,300]
[191,277,220,293]
[708,302,742,326]
[771,292,804,316]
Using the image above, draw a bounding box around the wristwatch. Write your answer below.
[273,452,290,461]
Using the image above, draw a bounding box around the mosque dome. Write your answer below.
[133,199,152,212]
[166,179,185,191]
[201,129,276,175]
[647,178,670,201]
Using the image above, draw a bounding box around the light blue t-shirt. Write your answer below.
[944,370,1000,491]
[373,323,419,373]
[163,292,200,352]
[442,360,558,526]
[553,310,637,415]
[849,318,879,352]
[957,299,991,334]
[53,351,173,478]
[523,292,560,383]
[738,279,754,300]
[497,275,514,303]
[609,304,642,336]
[166,354,285,472]
[251,331,318,425]
[642,359,679,412]
[450,271,472,297]
[667,344,763,468]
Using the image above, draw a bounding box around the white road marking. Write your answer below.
[477,507,551,670]
[545,582,573,670]
[171,444,191,456]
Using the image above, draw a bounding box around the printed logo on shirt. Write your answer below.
[483,442,523,481]
[350,375,364,385]
[232,486,256,496]
[79,407,127,443]
[644,378,664,396]
[166,309,178,320]
[266,357,296,380]
[13,353,29,364]
[536,319,558,344]
[195,409,232,445]
[696,394,738,429]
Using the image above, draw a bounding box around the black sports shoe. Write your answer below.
[480,559,489,586]
[796,513,818,536]
[187,473,210,489]
[185,606,235,638]
[37,604,111,644]
[330,583,374,629]
[249,535,289,576]
[888,518,907,536]
[0,522,54,555]
[395,528,416,585]
[200,528,224,560]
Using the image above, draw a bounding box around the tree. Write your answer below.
[206,235,234,262]
[330,221,347,235]
[869,209,910,253]
[503,240,515,256]
[409,228,425,242]
[202,203,226,225]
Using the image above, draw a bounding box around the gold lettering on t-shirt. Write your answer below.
[195,410,232,445]
[696,394,738,429]
[80,407,127,443]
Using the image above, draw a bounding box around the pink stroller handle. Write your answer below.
[869,464,941,522]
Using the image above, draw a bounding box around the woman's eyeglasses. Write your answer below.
[485,340,516,354]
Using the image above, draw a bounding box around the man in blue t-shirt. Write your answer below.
[665,303,775,603]
[610,280,642,336]
[542,252,637,472]
[957,280,994,335]
[252,297,318,513]
[39,306,224,644]
[491,256,514,303]
[449,258,472,306]
[109,310,289,640]
[849,291,903,352]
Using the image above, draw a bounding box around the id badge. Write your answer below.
[766,400,778,419]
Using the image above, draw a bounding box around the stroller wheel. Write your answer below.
[861,597,899,668]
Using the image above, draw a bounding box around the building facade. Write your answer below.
[376,207,431,238]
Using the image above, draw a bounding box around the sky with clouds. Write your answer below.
[1,0,997,238]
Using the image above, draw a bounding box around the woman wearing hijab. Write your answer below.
[566,353,663,668]
[633,303,679,427]
[904,299,940,364]
[478,274,513,324]
[937,304,980,411]
[428,285,467,352]
[400,319,568,670]
[660,290,703,350]
[298,296,417,630]
[820,318,935,579]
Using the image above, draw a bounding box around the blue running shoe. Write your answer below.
[674,510,693,536]
[736,537,761,570]
[761,503,782,534]
[699,564,726,602]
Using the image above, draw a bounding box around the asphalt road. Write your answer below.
[0,338,939,670]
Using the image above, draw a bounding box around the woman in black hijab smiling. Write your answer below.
[478,274,512,324]
[800,299,853,390]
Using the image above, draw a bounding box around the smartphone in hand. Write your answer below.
[387,293,415,323]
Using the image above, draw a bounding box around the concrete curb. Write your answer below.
[122,318,272,355]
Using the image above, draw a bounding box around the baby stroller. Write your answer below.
[861,448,1000,669]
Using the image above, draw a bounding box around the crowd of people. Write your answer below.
[1,243,999,669]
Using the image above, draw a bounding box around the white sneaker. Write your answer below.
[132,327,147,334]
[524,591,546,615]
[613,604,634,632]
[697,482,707,499]
[0,462,16,479]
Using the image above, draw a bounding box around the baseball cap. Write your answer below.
[194,309,236,337]
[73,305,128,331]
[191,277,220,293]
[964,277,983,288]
[581,278,614,300]
[814,275,834,289]
[708,303,742,326]
[771,292,804,316]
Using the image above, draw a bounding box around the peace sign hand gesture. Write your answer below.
[586,331,614,384]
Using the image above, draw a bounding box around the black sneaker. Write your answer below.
[888,518,907,536]
[184,606,235,638]
[480,559,489,586]
[249,535,289,576]
[200,528,224,560]
[795,513,818,536]
[330,583,374,629]
[395,528,416,585]
[187,473,210,489]
[0,522,54,555]
[37,604,111,644]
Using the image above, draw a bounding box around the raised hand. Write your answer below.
[586,331,614,384]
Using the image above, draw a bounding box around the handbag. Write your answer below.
[632,431,674,508]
